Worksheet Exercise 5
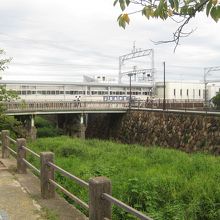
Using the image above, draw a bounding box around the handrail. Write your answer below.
[22,158,40,174]
[22,145,40,158]
[102,193,153,220]
[47,161,89,188]
[6,135,17,144]
[5,145,17,157]
[49,179,89,210]
[1,131,155,220]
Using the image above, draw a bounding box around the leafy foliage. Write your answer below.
[28,137,220,220]
[35,116,63,138]
[114,0,220,28]
[211,92,220,109]
[0,49,12,72]
[0,49,21,136]
[113,0,220,49]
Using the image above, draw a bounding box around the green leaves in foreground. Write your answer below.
[114,0,220,29]
[114,0,130,11]
[117,13,130,29]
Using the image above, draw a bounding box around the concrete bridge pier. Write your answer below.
[57,113,87,139]
[15,115,37,140]
[80,113,87,139]
[27,115,37,140]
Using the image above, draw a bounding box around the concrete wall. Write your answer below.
[156,82,205,100]
[86,110,220,155]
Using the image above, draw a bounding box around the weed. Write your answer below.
[28,136,220,220]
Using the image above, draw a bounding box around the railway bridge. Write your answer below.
[2,99,215,140]
[3,100,129,139]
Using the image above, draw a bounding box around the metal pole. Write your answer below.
[129,74,132,109]
[204,68,207,107]
[119,56,122,84]
[151,49,155,96]
[163,61,166,110]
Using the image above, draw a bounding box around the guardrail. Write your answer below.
[1,130,153,220]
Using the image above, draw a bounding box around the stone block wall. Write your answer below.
[86,110,220,155]
[117,110,220,154]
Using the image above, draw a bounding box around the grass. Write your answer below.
[28,136,220,220]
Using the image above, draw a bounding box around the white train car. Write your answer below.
[0,80,153,102]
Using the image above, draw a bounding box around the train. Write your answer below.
[0,80,153,102]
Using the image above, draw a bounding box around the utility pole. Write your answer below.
[128,73,133,110]
[163,62,166,110]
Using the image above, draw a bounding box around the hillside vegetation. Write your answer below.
[28,137,220,220]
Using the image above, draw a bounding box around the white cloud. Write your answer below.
[0,0,219,82]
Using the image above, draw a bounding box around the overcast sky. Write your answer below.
[0,0,220,83]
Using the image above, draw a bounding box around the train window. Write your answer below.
[32,91,36,94]
[42,91,46,95]
[17,91,21,95]
[27,90,31,95]
[60,91,64,94]
[51,91,55,95]
[22,91,26,95]
[87,91,90,95]
[56,91,59,95]
[79,91,85,95]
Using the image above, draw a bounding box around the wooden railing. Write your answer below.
[1,130,153,220]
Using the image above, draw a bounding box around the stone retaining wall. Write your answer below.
[86,111,220,154]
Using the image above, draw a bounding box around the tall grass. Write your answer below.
[28,137,220,220]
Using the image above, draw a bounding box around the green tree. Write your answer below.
[0,49,21,135]
[114,0,220,49]
[0,49,12,74]
[211,92,220,109]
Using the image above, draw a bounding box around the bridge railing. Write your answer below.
[1,130,153,220]
[3,101,129,113]
[1,99,208,114]
[131,99,205,110]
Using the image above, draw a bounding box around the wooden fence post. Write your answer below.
[16,138,27,174]
[1,130,10,158]
[89,176,112,220]
[40,152,55,199]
